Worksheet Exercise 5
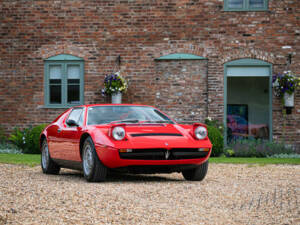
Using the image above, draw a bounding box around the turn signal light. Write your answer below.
[119,149,133,153]
[198,148,209,152]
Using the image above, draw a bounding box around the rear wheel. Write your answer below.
[82,137,107,182]
[41,140,60,174]
[182,161,208,181]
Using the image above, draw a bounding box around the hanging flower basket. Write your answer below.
[101,71,128,104]
[272,71,300,107]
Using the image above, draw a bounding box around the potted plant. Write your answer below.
[102,71,128,104]
[272,71,300,107]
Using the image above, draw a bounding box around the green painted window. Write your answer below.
[44,54,84,108]
[224,0,268,11]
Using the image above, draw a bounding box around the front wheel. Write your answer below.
[182,161,208,181]
[41,140,60,174]
[82,137,107,182]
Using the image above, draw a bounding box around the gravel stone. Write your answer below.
[0,163,299,225]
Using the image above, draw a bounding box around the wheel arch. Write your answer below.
[40,134,47,151]
[80,133,92,159]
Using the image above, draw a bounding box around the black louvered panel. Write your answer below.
[119,148,209,160]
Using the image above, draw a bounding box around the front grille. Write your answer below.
[119,148,209,160]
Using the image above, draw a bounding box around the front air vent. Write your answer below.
[119,148,209,160]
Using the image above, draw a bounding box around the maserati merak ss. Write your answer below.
[40,104,212,182]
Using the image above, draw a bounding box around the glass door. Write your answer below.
[227,77,270,143]
[224,59,272,145]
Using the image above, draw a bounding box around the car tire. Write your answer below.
[82,137,107,182]
[182,161,208,181]
[41,140,60,174]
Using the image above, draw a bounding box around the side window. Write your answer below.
[67,108,83,125]
[78,110,84,126]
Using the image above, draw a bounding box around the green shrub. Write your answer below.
[224,148,235,157]
[228,139,295,157]
[267,153,300,159]
[207,125,224,157]
[264,141,294,156]
[9,124,47,154]
[205,117,224,134]
[23,124,47,154]
[0,126,7,143]
[0,142,22,154]
[9,127,29,150]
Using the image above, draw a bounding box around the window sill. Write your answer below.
[38,104,83,109]
[222,9,269,12]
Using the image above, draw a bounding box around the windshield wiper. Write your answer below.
[139,120,172,124]
[110,120,173,125]
[110,119,140,124]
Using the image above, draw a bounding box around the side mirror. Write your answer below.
[66,119,79,127]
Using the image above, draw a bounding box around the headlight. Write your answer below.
[194,126,207,140]
[112,126,126,141]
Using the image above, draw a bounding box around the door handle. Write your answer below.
[57,128,62,133]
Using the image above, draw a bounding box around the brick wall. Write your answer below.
[154,60,208,122]
[0,0,299,146]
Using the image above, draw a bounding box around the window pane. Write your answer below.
[68,79,80,84]
[227,67,269,77]
[67,65,80,79]
[50,79,62,84]
[50,85,61,104]
[68,108,83,123]
[227,77,269,144]
[67,65,81,104]
[68,85,80,104]
[49,65,62,79]
[228,0,243,8]
[249,0,264,8]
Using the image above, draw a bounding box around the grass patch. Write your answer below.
[209,157,300,165]
[0,153,40,167]
[0,154,299,167]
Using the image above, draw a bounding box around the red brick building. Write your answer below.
[0,0,299,146]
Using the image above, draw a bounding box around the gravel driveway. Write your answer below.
[0,163,299,225]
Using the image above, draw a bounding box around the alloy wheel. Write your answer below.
[83,145,93,176]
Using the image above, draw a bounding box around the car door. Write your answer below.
[58,107,85,161]
[47,110,71,160]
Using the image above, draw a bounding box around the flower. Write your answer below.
[272,71,299,97]
[102,71,128,96]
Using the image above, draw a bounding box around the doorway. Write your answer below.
[224,59,272,144]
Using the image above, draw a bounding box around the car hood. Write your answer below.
[91,123,212,149]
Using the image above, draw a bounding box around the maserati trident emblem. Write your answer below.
[165,150,170,159]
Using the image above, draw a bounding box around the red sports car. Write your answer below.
[40,104,212,182]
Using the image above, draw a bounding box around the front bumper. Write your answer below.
[95,144,211,169]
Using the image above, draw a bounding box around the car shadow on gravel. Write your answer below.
[106,172,184,183]
[58,169,184,183]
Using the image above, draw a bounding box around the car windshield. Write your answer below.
[87,106,174,125]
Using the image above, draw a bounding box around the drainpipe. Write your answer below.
[206,59,209,119]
